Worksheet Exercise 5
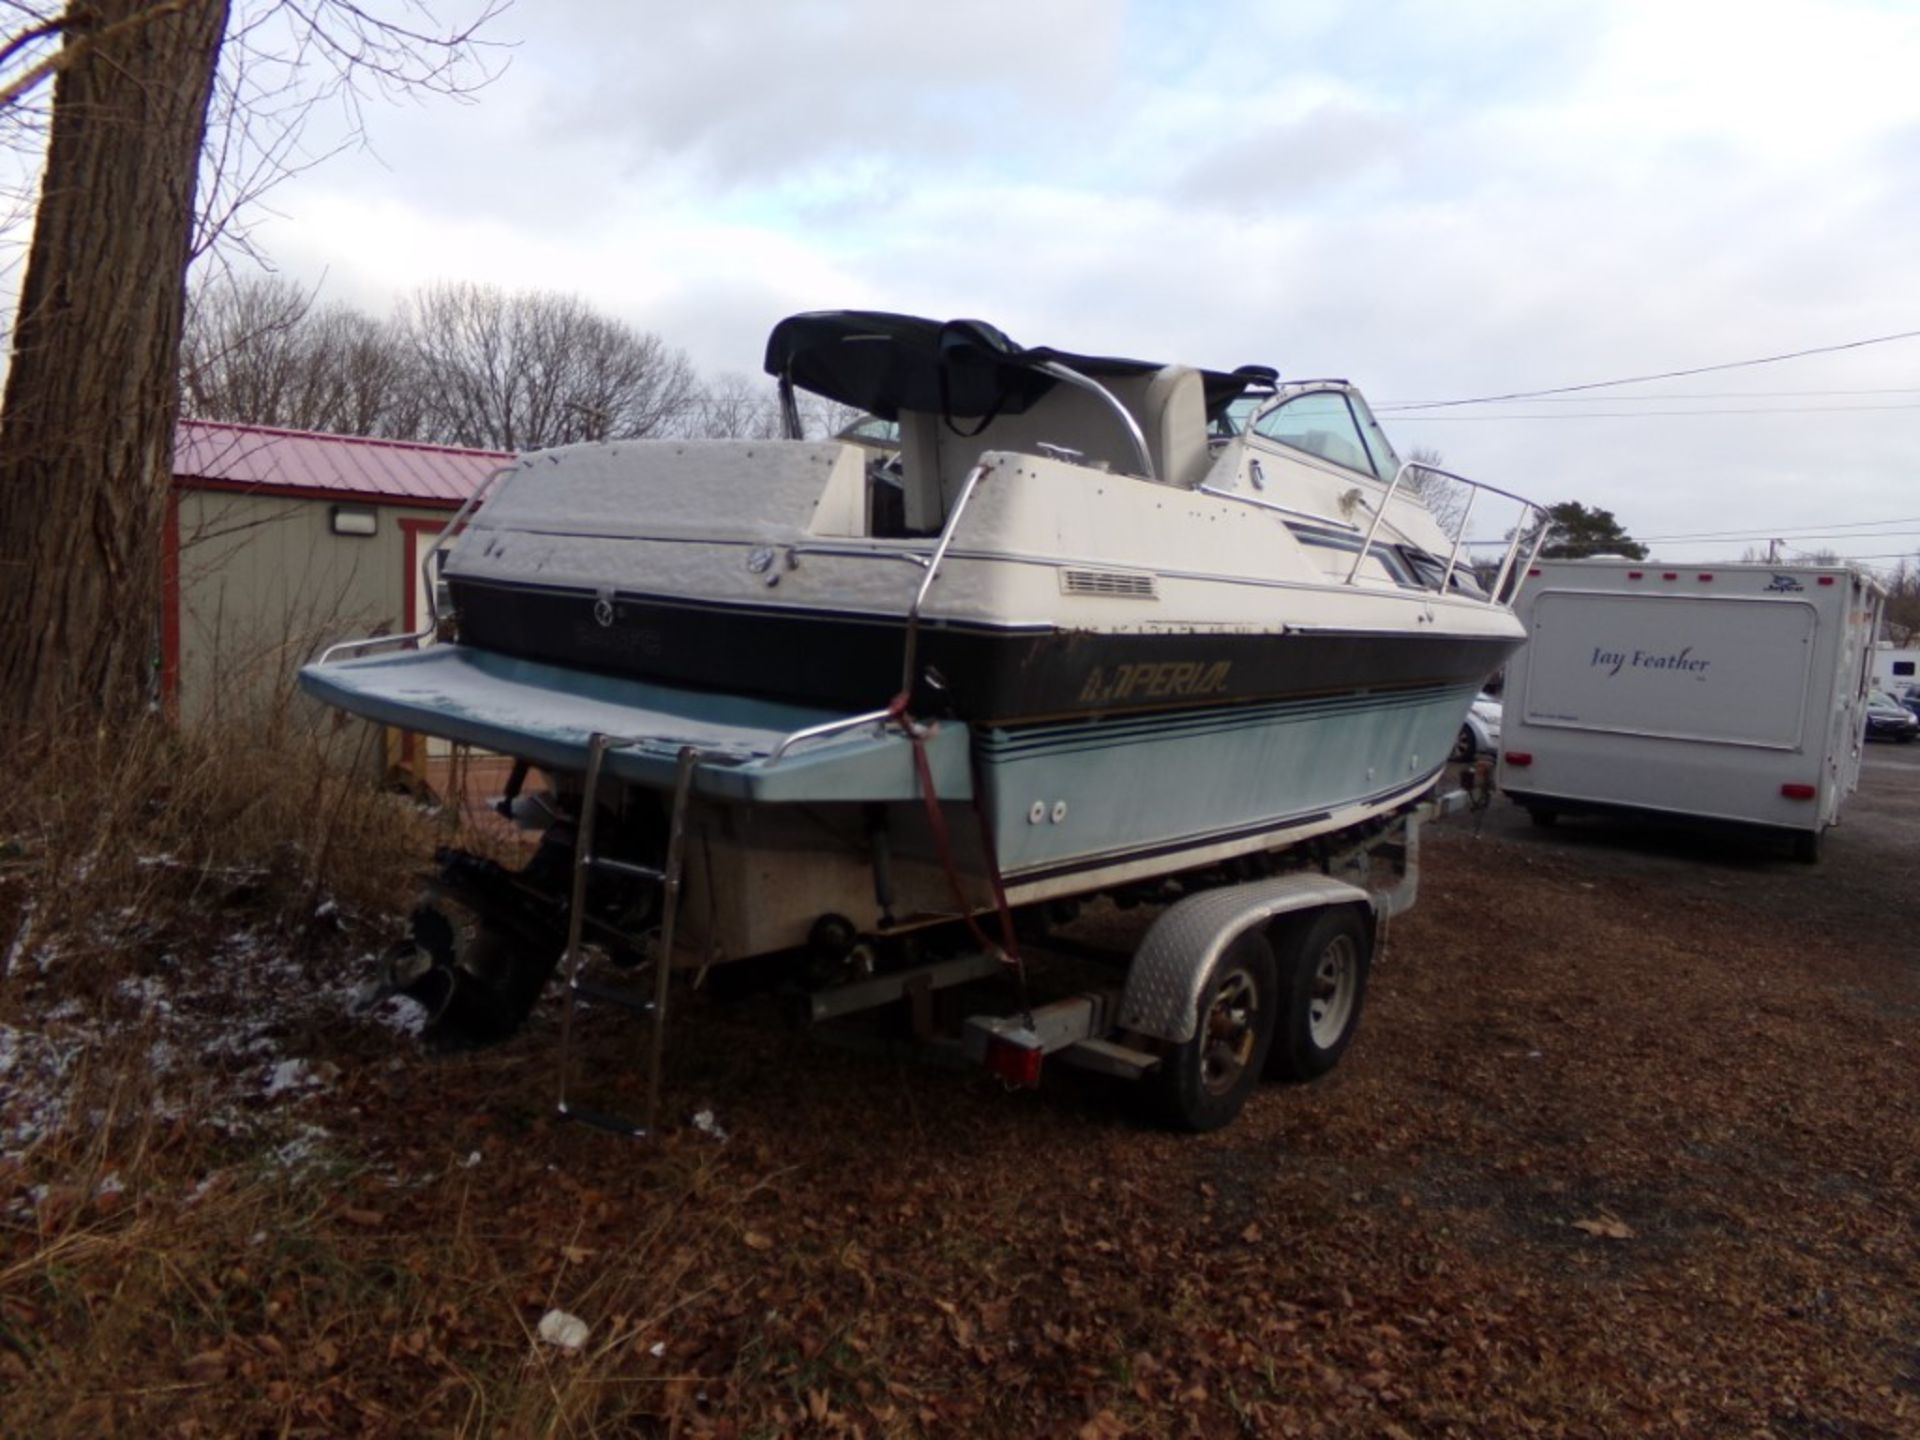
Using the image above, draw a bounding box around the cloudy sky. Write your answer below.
[241,0,1918,568]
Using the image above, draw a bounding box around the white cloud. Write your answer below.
[213,0,1920,564]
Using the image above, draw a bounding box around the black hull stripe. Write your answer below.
[450,577,1520,727]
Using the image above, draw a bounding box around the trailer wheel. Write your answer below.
[1527,805,1559,828]
[1791,829,1822,864]
[1152,928,1278,1133]
[1265,907,1371,1082]
[1450,725,1475,762]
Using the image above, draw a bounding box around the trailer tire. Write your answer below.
[1791,829,1822,864]
[1151,928,1278,1133]
[1527,805,1558,828]
[1450,725,1475,763]
[1265,906,1371,1082]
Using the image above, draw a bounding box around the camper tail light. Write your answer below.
[982,1034,1044,1088]
[1505,751,1533,767]
[1780,783,1817,800]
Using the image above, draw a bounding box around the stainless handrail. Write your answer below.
[1439,484,1478,594]
[1197,483,1362,534]
[765,461,994,764]
[765,706,900,763]
[783,542,932,570]
[1344,464,1408,583]
[314,460,518,665]
[1034,360,1155,481]
[1345,458,1552,598]
[899,461,990,697]
[1492,508,1554,605]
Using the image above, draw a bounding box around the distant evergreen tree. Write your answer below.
[1539,501,1648,559]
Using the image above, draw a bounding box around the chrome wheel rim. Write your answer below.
[1308,936,1358,1049]
[1200,968,1260,1095]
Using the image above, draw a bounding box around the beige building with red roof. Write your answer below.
[168,421,509,786]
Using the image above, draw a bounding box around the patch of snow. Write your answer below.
[691,1107,729,1143]
[3,900,34,979]
[263,1058,338,1100]
[116,974,172,1013]
[3,915,432,1177]
[371,993,430,1037]
[0,1022,80,1153]
[267,1123,334,1172]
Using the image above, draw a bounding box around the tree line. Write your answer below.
[181,274,825,450]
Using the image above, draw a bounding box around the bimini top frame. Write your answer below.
[764,309,1263,433]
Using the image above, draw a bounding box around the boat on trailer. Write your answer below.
[302,310,1549,1132]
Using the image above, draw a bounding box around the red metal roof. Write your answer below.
[173,420,510,508]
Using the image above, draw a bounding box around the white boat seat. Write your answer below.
[895,364,1212,529]
[1127,364,1210,490]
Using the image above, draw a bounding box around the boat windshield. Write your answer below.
[1245,388,1402,481]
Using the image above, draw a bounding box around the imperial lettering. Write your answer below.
[1080,660,1232,705]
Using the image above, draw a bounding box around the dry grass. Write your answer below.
[0,707,752,1437]
[2,715,1917,1437]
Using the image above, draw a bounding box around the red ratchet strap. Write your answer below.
[886,691,1023,971]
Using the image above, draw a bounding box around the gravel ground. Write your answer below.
[1457,738,1920,937]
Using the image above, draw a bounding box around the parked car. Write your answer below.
[1894,683,1920,719]
[1452,690,1502,761]
[1865,691,1919,743]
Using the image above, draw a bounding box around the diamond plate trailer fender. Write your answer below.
[1116,873,1377,1044]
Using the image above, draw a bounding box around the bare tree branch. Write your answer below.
[0,1,197,113]
[0,1,512,733]
[398,282,697,451]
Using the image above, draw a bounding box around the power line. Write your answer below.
[1639,516,1920,542]
[1392,401,1920,420]
[1391,386,1920,403]
[1455,530,1920,551]
[1378,327,1920,412]
[1666,531,1920,546]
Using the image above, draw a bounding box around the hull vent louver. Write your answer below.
[1061,568,1158,600]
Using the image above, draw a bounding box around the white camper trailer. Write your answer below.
[1497,559,1885,861]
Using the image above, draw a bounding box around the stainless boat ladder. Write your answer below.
[554,737,701,1139]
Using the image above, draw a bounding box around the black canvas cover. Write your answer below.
[763,310,1263,422]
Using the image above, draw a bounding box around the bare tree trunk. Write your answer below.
[0,0,230,736]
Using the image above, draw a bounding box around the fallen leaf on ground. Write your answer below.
[1571,1214,1636,1240]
